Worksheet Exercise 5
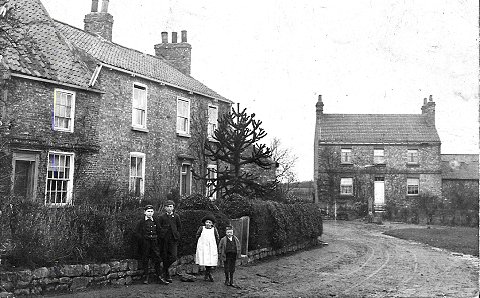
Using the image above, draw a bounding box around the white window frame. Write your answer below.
[207,104,218,139]
[407,178,419,196]
[206,164,217,200]
[176,97,191,136]
[132,83,148,129]
[45,151,74,206]
[53,89,75,132]
[180,162,192,196]
[129,152,146,197]
[341,148,352,164]
[407,149,419,164]
[374,149,385,164]
[340,178,353,195]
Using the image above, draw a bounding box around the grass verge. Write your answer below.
[384,226,479,257]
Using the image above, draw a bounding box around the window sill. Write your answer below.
[406,163,419,167]
[177,132,191,138]
[339,194,353,197]
[406,194,419,197]
[53,128,73,133]
[131,126,149,133]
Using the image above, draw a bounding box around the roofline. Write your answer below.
[99,63,232,104]
[10,73,104,94]
[318,141,441,145]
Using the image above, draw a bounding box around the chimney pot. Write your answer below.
[429,94,433,102]
[101,0,109,12]
[172,32,178,43]
[161,32,168,43]
[423,98,427,105]
[91,0,99,12]
[181,30,187,42]
[318,94,322,102]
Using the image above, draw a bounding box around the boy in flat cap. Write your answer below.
[195,213,219,282]
[135,204,164,284]
[158,200,181,283]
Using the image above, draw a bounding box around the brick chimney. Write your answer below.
[154,30,192,75]
[316,94,324,116]
[421,94,435,127]
[84,0,114,41]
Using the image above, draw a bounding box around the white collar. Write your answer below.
[145,216,153,221]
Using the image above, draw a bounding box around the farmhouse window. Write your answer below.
[374,149,385,164]
[53,89,75,132]
[132,84,147,129]
[407,178,419,195]
[206,164,217,200]
[177,97,190,135]
[180,163,192,196]
[208,105,218,139]
[129,152,145,197]
[45,151,74,205]
[341,148,352,164]
[340,178,353,195]
[407,149,418,164]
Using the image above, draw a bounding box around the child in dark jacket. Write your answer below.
[218,225,241,286]
[195,214,219,282]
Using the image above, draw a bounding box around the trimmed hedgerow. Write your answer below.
[217,196,323,250]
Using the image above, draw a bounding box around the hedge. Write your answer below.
[0,194,323,269]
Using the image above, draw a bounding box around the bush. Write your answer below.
[216,194,253,218]
[177,194,218,211]
[177,210,230,256]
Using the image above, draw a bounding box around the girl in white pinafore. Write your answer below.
[195,214,219,282]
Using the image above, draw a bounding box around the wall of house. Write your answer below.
[0,77,100,201]
[86,68,230,200]
[316,143,442,216]
[442,179,479,210]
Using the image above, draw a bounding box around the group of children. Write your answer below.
[137,202,241,287]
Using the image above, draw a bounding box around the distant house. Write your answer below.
[441,154,479,210]
[0,0,232,205]
[313,95,442,218]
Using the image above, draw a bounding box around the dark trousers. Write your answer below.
[141,238,162,276]
[161,239,178,277]
[224,252,237,273]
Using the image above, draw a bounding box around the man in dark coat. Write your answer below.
[135,204,165,284]
[158,199,182,283]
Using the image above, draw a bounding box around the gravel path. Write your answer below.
[48,220,479,297]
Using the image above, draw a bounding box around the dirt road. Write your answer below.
[49,221,479,297]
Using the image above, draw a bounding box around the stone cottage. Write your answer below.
[441,154,479,211]
[0,0,232,205]
[313,95,442,219]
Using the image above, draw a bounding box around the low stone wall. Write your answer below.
[0,238,318,296]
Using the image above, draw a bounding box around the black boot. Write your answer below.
[204,268,209,281]
[229,272,234,286]
[208,271,214,282]
[224,272,229,285]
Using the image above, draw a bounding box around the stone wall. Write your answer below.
[0,238,318,296]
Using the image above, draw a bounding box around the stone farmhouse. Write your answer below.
[0,0,232,205]
[313,95,441,218]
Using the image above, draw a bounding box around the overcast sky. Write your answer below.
[42,0,479,181]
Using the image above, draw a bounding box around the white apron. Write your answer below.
[195,226,218,266]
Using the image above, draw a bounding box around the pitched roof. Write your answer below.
[0,0,93,89]
[319,114,441,144]
[441,154,479,180]
[54,20,230,102]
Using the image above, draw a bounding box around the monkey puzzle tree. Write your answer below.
[204,103,275,198]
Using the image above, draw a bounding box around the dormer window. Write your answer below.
[53,89,75,132]
[341,148,352,164]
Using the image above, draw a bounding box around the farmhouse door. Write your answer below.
[374,177,385,209]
